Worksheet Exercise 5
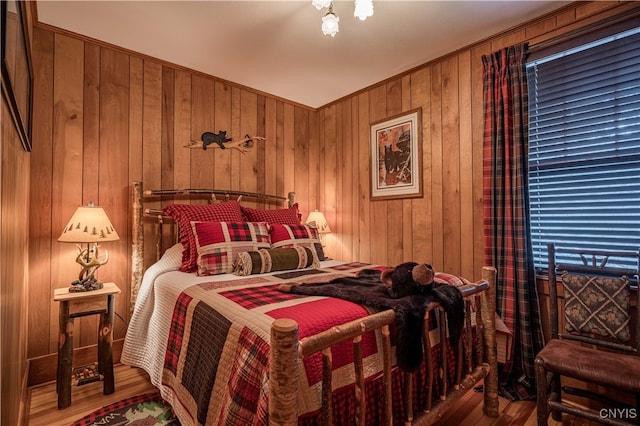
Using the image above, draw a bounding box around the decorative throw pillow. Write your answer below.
[561,273,630,342]
[191,221,271,276]
[241,203,301,225]
[269,223,325,261]
[232,247,319,276]
[163,201,244,272]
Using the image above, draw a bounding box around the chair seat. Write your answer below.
[536,339,640,394]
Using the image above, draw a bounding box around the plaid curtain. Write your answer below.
[482,43,544,400]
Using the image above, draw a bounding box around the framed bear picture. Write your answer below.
[370,108,422,200]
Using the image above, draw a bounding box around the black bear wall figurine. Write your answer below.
[201,130,233,150]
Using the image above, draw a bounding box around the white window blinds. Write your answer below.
[526,27,640,270]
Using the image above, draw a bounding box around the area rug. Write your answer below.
[71,392,180,426]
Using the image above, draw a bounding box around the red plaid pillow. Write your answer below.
[162,201,244,272]
[241,203,301,225]
[269,223,325,261]
[191,221,271,276]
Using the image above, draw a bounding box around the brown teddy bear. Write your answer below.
[369,262,464,367]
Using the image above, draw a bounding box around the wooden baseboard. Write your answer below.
[18,358,31,426]
[28,339,123,387]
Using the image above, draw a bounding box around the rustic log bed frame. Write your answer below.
[130,181,499,425]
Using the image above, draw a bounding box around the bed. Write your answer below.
[121,181,499,425]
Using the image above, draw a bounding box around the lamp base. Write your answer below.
[69,278,104,292]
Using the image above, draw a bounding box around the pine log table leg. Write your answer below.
[57,301,73,409]
[98,294,115,395]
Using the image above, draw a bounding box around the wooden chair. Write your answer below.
[535,243,640,426]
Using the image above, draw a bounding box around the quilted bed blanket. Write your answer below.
[161,263,384,425]
[122,245,459,426]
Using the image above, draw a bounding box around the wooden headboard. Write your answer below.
[129,181,295,310]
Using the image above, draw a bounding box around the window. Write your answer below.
[527,27,640,270]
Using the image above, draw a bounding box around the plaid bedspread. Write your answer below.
[159,261,463,426]
[161,262,385,425]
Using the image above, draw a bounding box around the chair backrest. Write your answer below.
[546,243,640,356]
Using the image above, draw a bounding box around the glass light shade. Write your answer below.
[312,0,332,10]
[354,0,373,20]
[58,203,120,243]
[305,210,331,234]
[322,12,339,37]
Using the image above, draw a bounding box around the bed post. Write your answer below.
[481,266,499,417]
[130,181,144,314]
[269,318,299,425]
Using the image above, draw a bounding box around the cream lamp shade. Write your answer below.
[58,202,119,243]
[305,210,331,234]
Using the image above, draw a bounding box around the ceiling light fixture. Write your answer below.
[354,0,374,21]
[322,4,340,37]
[312,0,332,11]
[313,0,373,37]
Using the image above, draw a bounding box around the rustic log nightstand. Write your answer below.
[53,282,120,409]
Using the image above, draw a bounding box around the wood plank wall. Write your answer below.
[26,1,636,385]
[1,3,33,425]
[1,98,31,426]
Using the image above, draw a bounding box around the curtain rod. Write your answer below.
[528,6,640,54]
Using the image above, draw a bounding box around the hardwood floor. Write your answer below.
[27,364,156,426]
[27,364,601,425]
[432,391,600,426]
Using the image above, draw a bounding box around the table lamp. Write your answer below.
[305,210,331,246]
[58,202,119,292]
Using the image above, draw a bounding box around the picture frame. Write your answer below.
[370,108,422,200]
[2,0,33,151]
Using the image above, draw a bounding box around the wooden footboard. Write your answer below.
[269,266,498,425]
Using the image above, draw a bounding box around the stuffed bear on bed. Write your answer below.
[279,261,465,372]
[380,262,464,341]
